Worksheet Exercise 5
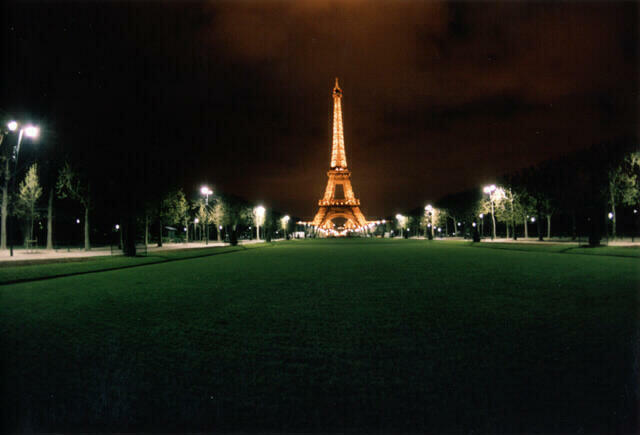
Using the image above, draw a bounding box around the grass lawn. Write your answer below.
[1,239,638,432]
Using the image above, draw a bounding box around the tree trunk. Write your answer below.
[524,216,528,238]
[1,158,9,250]
[611,204,617,239]
[610,180,616,239]
[83,206,90,250]
[157,219,163,247]
[144,213,149,247]
[46,189,53,249]
[546,214,551,239]
[537,208,543,241]
[506,222,510,239]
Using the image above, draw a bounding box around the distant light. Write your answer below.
[382,219,386,223]
[194,218,199,224]
[115,224,120,230]
[184,227,187,232]
[479,213,484,218]
[531,217,536,223]
[255,205,265,217]
[219,225,222,230]
[425,204,433,212]
[7,121,18,131]
[24,125,39,138]
[483,184,496,194]
[608,212,613,220]
[457,222,461,226]
[200,186,212,195]
[437,227,441,232]
[76,218,80,224]
[634,209,638,214]
[472,222,476,227]
[427,224,431,228]
[283,215,290,222]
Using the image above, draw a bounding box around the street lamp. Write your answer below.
[483,184,497,240]
[425,204,434,239]
[281,215,290,239]
[396,213,406,238]
[200,186,213,244]
[4,121,39,256]
[479,213,484,238]
[254,205,265,240]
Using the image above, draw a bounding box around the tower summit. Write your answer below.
[310,78,369,234]
[330,78,347,169]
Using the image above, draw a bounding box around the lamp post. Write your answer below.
[200,186,213,244]
[479,213,484,238]
[194,218,199,242]
[4,121,39,256]
[281,215,290,239]
[483,185,497,240]
[254,205,265,240]
[425,204,434,239]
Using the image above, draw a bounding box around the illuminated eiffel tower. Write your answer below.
[310,78,369,233]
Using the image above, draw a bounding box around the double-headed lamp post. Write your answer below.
[281,215,290,239]
[483,184,497,240]
[5,121,39,256]
[200,186,213,244]
[255,205,265,241]
[425,204,434,239]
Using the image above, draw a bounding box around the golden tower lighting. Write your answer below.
[309,78,369,234]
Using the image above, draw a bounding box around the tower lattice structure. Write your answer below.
[311,78,368,231]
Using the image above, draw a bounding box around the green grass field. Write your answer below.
[1,239,638,432]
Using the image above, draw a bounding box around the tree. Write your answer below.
[224,196,252,245]
[607,151,639,238]
[57,162,92,250]
[436,189,482,238]
[155,190,188,247]
[210,200,225,241]
[15,164,42,244]
[251,205,266,240]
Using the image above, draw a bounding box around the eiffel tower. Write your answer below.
[311,78,369,233]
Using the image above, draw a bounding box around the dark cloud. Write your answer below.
[3,1,636,219]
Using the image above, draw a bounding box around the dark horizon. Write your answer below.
[3,1,637,219]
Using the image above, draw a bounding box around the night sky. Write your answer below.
[3,1,637,220]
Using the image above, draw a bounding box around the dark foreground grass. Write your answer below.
[0,244,249,285]
[1,239,638,432]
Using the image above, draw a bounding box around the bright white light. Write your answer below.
[255,205,265,217]
[483,184,496,194]
[457,222,461,226]
[283,215,290,222]
[194,218,199,224]
[200,186,212,195]
[634,209,638,214]
[479,213,484,218]
[437,228,441,232]
[115,224,120,230]
[7,121,18,131]
[76,218,80,224]
[184,227,187,231]
[608,212,613,220]
[425,204,433,212]
[427,224,431,227]
[472,222,477,227]
[24,125,39,138]
[396,214,402,219]
[219,225,222,230]
[382,219,386,224]
[531,217,536,223]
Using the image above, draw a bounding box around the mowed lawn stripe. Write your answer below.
[0,239,637,432]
